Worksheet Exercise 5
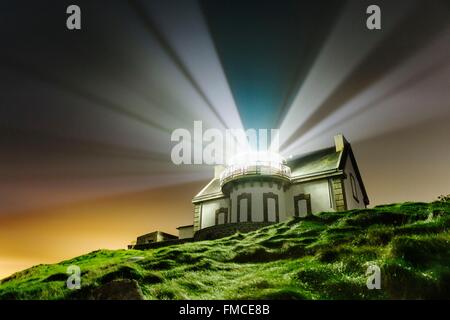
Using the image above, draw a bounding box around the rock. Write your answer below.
[90,279,145,300]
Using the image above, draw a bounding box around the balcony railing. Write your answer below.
[220,161,291,186]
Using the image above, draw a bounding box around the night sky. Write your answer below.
[0,0,449,278]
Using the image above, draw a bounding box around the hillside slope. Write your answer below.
[1,201,449,300]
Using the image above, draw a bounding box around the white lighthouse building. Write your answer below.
[131,134,369,248]
[186,134,369,240]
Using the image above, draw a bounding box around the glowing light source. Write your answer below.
[228,151,286,167]
[220,151,291,186]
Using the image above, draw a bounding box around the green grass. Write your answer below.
[1,201,449,300]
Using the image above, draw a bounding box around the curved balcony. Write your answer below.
[220,161,291,188]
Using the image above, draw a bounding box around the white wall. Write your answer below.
[343,159,366,209]
[287,179,334,217]
[229,181,286,223]
[200,198,229,229]
[267,198,277,221]
[198,178,338,230]
[178,226,194,239]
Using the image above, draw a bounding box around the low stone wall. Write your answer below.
[129,222,275,250]
[130,238,194,250]
[194,222,275,241]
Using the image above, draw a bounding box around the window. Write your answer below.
[215,207,228,225]
[294,194,312,217]
[237,193,252,222]
[263,192,279,222]
[350,174,359,202]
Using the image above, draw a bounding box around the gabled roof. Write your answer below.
[192,177,223,203]
[137,231,177,240]
[288,142,369,205]
[288,147,342,178]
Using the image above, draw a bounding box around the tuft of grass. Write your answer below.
[389,234,450,267]
[99,266,143,284]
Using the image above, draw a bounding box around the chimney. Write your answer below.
[214,165,225,179]
[334,134,348,152]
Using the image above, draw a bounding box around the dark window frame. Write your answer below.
[237,193,252,222]
[215,207,228,225]
[294,193,312,217]
[263,192,280,223]
[350,174,359,203]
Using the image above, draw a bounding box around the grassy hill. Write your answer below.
[1,201,449,300]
